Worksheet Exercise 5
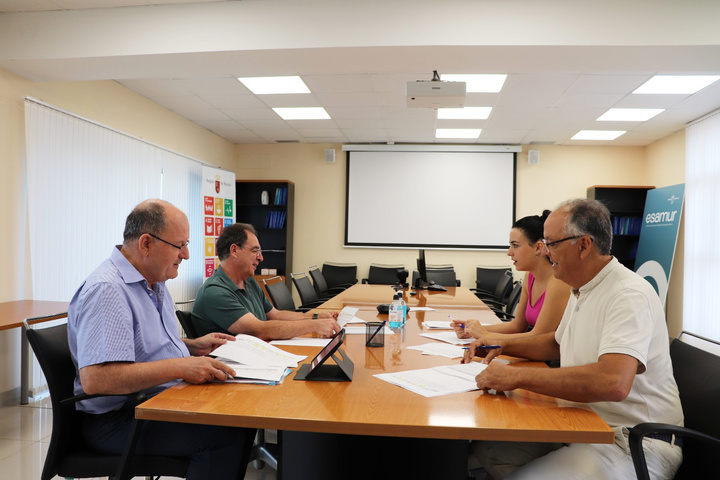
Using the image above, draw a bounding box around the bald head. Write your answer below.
[123,199,181,246]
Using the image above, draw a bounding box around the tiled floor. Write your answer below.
[0,396,276,479]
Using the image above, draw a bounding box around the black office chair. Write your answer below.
[475,266,513,294]
[290,272,328,308]
[485,280,523,321]
[263,276,311,312]
[308,264,351,299]
[362,263,406,285]
[321,262,358,289]
[472,271,513,304]
[411,265,461,287]
[25,322,190,480]
[629,333,720,479]
[175,310,200,339]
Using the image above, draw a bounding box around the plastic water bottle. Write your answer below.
[389,293,402,328]
[397,292,407,326]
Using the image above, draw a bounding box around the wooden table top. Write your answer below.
[136,286,613,444]
[316,284,490,310]
[0,300,69,331]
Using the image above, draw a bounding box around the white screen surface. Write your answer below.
[345,150,516,249]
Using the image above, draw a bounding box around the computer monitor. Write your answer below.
[415,249,447,291]
[415,249,428,288]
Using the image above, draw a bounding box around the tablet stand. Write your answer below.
[294,348,354,382]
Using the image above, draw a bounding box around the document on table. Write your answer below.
[213,334,307,367]
[419,331,474,345]
[343,325,394,335]
[270,337,330,347]
[221,361,291,384]
[337,306,361,327]
[407,343,466,359]
[422,320,453,329]
[374,362,488,397]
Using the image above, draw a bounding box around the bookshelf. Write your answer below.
[236,180,294,289]
[587,185,654,269]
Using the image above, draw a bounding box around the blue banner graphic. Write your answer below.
[634,184,685,308]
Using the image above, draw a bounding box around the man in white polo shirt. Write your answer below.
[465,198,683,479]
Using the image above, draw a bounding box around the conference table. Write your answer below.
[0,300,69,404]
[136,285,613,479]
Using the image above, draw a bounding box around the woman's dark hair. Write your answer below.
[512,209,551,244]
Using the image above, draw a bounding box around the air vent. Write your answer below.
[275,140,300,143]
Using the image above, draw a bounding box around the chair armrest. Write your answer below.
[629,422,720,480]
[60,390,148,407]
[488,308,514,321]
[479,298,506,309]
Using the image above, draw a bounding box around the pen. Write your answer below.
[462,345,501,350]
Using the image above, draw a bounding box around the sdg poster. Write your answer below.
[634,183,685,308]
[202,166,235,278]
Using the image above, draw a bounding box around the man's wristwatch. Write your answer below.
[312,313,319,319]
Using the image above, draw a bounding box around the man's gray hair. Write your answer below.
[558,198,613,255]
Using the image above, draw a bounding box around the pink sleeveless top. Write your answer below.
[525,272,546,327]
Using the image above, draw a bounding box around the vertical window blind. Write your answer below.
[24,98,205,305]
[684,109,720,342]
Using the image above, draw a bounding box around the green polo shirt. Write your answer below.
[192,266,273,336]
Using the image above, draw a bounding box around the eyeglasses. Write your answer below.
[146,232,189,250]
[542,235,584,251]
[243,246,262,257]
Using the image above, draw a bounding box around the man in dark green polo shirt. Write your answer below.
[193,223,340,341]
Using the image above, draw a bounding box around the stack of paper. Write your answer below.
[374,362,487,397]
[213,334,307,384]
[419,331,474,345]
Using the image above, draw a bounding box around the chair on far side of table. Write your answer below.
[321,262,358,290]
[475,266,512,295]
[263,276,311,312]
[308,264,351,299]
[25,322,190,480]
[362,263,406,285]
[290,272,328,309]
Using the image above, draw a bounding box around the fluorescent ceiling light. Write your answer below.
[435,128,481,139]
[273,107,330,120]
[571,130,626,141]
[237,76,310,94]
[437,107,492,120]
[441,74,507,93]
[597,108,664,122]
[633,75,720,95]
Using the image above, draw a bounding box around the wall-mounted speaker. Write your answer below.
[528,149,540,165]
[325,148,336,163]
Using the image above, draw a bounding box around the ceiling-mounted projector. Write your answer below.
[406,70,466,108]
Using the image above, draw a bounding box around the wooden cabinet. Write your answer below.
[587,185,654,269]
[236,181,294,288]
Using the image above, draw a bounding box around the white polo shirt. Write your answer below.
[555,257,683,429]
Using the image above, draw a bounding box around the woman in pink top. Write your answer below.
[454,210,571,341]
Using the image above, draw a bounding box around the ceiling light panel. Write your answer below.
[571,130,626,140]
[633,75,720,95]
[238,76,311,94]
[597,108,665,121]
[273,107,331,120]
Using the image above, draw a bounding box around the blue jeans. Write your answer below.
[82,403,255,480]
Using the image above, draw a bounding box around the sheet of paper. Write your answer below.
[419,331,474,345]
[270,337,330,347]
[219,361,291,383]
[343,325,393,335]
[373,362,487,397]
[407,343,466,359]
[409,306,435,311]
[213,334,307,367]
[422,320,453,329]
[337,306,360,327]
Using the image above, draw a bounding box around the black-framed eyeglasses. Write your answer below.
[146,232,189,250]
[542,235,584,251]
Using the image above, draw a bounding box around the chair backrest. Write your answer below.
[670,335,720,478]
[26,323,82,480]
[411,267,459,287]
[263,276,297,311]
[366,264,405,285]
[290,272,321,305]
[175,310,200,339]
[475,266,512,292]
[308,265,330,297]
[504,280,523,315]
[492,272,514,300]
[322,262,358,288]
